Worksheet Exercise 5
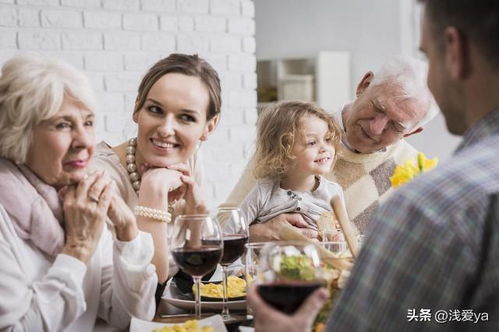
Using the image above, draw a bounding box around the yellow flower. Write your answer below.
[417,152,439,172]
[390,153,438,188]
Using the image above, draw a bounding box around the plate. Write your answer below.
[162,284,246,311]
[201,295,246,302]
[130,314,227,332]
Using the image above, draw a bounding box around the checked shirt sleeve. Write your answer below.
[326,172,485,331]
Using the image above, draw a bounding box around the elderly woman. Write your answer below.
[0,54,157,331]
[92,54,221,300]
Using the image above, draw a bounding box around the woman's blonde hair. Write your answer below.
[254,100,341,179]
[0,53,95,164]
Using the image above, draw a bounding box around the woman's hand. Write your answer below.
[139,165,183,208]
[135,165,182,283]
[61,171,113,263]
[108,190,139,242]
[167,163,207,214]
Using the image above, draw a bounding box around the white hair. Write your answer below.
[369,55,439,129]
[0,53,95,164]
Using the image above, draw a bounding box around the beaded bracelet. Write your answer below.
[134,205,172,223]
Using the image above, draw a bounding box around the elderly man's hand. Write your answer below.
[249,213,318,241]
[247,285,329,332]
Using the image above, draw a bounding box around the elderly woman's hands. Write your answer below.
[108,193,139,242]
[61,172,113,263]
[81,171,139,242]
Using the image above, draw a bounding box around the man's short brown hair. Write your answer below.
[419,0,499,69]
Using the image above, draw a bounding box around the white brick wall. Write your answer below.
[0,0,256,209]
[83,11,121,29]
[41,9,82,28]
[142,0,175,12]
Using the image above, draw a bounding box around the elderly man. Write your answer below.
[223,56,438,238]
[248,0,499,331]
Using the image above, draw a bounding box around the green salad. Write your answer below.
[279,255,316,281]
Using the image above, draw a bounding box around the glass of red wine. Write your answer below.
[215,207,249,321]
[170,214,223,319]
[256,241,325,315]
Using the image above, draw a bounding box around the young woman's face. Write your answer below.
[288,114,336,177]
[26,98,95,189]
[133,73,217,167]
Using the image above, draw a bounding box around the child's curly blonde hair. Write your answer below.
[254,100,342,179]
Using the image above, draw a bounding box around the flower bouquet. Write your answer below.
[390,152,438,188]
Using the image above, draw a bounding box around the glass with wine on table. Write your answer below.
[170,214,223,319]
[215,207,249,321]
[256,241,325,315]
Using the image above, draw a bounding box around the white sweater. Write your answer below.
[0,205,157,332]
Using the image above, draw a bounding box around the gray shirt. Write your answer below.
[239,176,344,230]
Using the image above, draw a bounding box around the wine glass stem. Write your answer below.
[221,264,230,319]
[193,276,202,319]
[245,274,254,319]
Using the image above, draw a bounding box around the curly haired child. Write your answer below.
[240,101,355,244]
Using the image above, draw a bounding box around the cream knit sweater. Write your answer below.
[222,140,418,234]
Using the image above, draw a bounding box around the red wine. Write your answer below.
[172,246,222,277]
[258,281,322,314]
[221,235,248,266]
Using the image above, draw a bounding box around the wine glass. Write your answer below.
[243,242,266,319]
[256,241,325,314]
[320,240,349,257]
[215,207,249,321]
[170,214,223,319]
[321,226,345,243]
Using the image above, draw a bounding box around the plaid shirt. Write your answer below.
[327,110,499,331]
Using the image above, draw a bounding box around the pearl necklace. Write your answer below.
[126,137,141,192]
[126,137,175,214]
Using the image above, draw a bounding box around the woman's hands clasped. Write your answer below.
[139,162,207,215]
[61,171,113,263]
[139,166,183,208]
[166,163,207,214]
[61,171,140,263]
